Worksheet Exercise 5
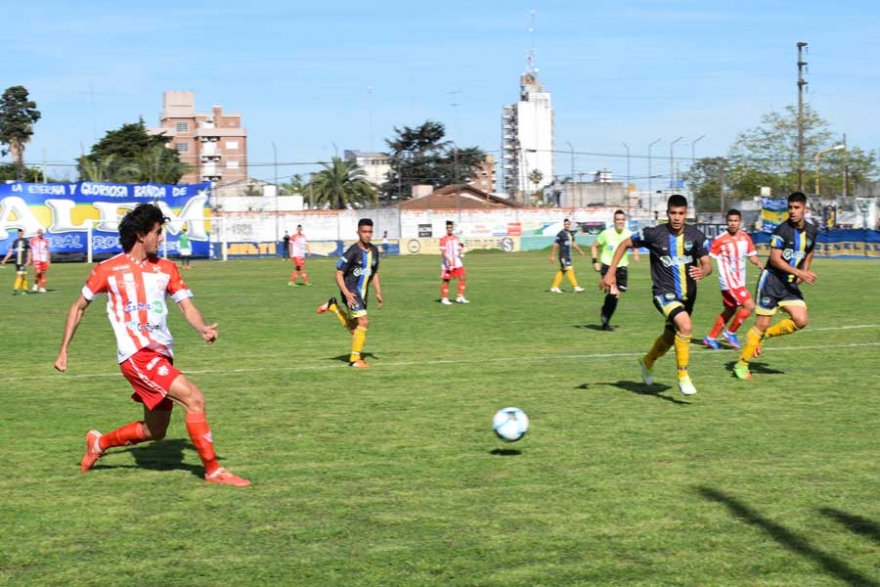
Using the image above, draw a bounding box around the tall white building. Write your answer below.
[501,65,555,201]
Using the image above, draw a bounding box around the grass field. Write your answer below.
[1,251,879,587]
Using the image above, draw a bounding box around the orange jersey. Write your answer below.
[82,253,192,363]
[29,237,50,263]
[439,235,464,270]
[709,230,757,291]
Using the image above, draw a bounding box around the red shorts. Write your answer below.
[441,267,466,281]
[119,349,181,411]
[292,256,306,268]
[33,261,48,273]
[722,287,752,308]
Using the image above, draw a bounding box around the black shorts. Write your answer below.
[652,291,696,323]
[600,264,629,291]
[340,290,368,318]
[558,257,573,271]
[755,271,806,316]
[13,263,26,272]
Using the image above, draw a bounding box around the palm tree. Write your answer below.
[135,144,191,184]
[308,157,377,209]
[78,155,130,183]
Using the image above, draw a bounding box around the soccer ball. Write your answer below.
[493,407,529,442]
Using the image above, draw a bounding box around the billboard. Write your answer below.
[0,181,211,257]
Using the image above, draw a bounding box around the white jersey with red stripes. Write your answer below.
[29,237,50,263]
[709,230,757,291]
[290,233,308,257]
[82,253,193,363]
[439,235,464,270]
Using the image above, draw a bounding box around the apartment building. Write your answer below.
[154,91,248,185]
[501,69,555,201]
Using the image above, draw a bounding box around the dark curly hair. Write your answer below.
[119,204,168,252]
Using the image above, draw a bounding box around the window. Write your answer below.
[226,140,239,150]
[175,122,189,133]
[175,143,189,153]
[227,161,240,169]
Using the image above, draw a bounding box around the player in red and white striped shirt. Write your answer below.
[287,224,311,286]
[29,228,50,293]
[439,220,468,304]
[703,209,764,350]
[54,204,249,487]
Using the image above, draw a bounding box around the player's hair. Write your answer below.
[726,209,742,219]
[667,194,688,209]
[446,220,454,227]
[296,224,302,229]
[119,204,168,253]
[563,218,570,223]
[613,209,625,217]
[358,218,374,228]
[788,191,807,205]
[17,228,23,234]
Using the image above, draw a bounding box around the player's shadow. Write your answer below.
[330,352,376,364]
[698,487,879,587]
[574,324,613,331]
[114,439,204,478]
[819,508,880,545]
[723,361,785,377]
[489,448,522,456]
[606,380,691,405]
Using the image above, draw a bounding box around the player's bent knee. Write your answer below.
[168,376,206,413]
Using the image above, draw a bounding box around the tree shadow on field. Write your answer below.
[114,439,204,479]
[698,486,879,587]
[819,508,880,545]
[723,360,785,377]
[603,380,691,406]
[329,352,376,364]
[489,448,522,456]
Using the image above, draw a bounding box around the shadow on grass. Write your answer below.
[489,448,522,456]
[107,439,204,479]
[330,352,376,364]
[819,508,880,545]
[573,324,615,331]
[698,487,879,587]
[723,361,786,377]
[607,380,691,405]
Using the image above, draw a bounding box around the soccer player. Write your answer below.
[440,220,468,304]
[53,204,250,487]
[733,192,818,380]
[178,225,193,269]
[316,218,384,368]
[549,218,586,293]
[2,228,31,295]
[29,228,51,292]
[288,224,311,286]
[601,195,712,396]
[592,210,639,329]
[702,209,763,350]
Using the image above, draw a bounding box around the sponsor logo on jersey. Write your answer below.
[659,254,693,267]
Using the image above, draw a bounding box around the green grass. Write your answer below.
[1,252,879,586]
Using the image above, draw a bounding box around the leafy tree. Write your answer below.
[308,157,377,209]
[0,86,42,180]
[381,120,485,203]
[727,104,877,197]
[0,162,47,183]
[77,119,190,184]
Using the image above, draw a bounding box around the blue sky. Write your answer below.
[6,0,880,190]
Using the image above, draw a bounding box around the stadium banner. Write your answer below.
[400,236,521,255]
[751,229,880,258]
[759,197,788,233]
[0,181,212,257]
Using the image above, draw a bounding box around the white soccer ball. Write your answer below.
[493,407,529,442]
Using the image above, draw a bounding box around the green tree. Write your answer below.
[381,120,485,203]
[0,162,46,183]
[0,86,42,181]
[77,119,190,184]
[727,104,877,197]
[308,157,377,210]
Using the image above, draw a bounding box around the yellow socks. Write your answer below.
[552,272,564,289]
[764,318,799,339]
[350,326,367,362]
[644,327,676,369]
[738,327,764,366]
[566,268,579,288]
[674,334,691,380]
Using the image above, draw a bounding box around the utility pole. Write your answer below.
[797,41,809,192]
